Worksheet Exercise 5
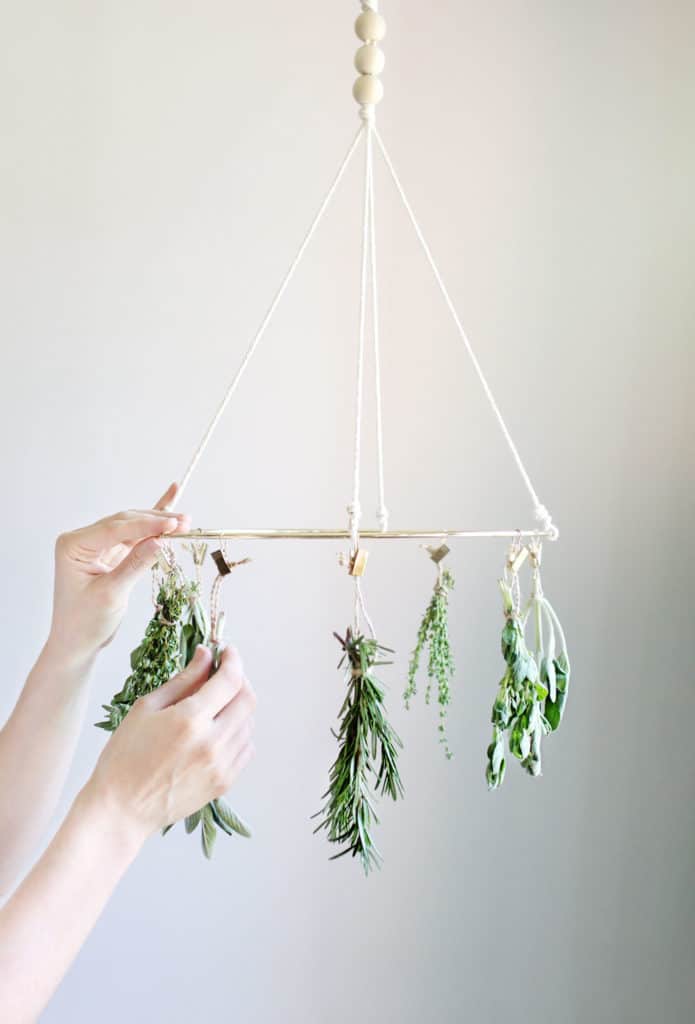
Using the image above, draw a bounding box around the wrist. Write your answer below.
[42,631,99,678]
[74,778,149,862]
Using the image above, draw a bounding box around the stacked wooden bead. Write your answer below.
[353,6,386,110]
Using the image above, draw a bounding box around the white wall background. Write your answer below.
[1,2,693,1021]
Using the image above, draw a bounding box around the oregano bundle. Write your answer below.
[96,571,186,732]
[314,628,404,874]
[96,568,250,858]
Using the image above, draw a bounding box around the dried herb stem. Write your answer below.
[314,628,404,874]
[405,567,456,758]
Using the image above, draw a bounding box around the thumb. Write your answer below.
[107,537,163,595]
[145,645,214,711]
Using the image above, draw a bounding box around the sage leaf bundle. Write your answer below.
[530,593,571,734]
[524,542,572,737]
[486,579,551,787]
[404,566,456,759]
[314,628,404,874]
[175,583,251,858]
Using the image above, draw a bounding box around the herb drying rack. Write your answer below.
[106,3,571,871]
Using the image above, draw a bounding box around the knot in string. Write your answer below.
[376,505,389,532]
[347,500,362,530]
[358,106,375,123]
[534,504,558,540]
[361,1,379,10]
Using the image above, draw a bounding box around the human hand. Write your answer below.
[48,483,191,663]
[85,646,256,840]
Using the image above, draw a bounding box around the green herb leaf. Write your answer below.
[405,568,456,758]
[315,628,404,874]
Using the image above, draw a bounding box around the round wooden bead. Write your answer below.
[355,11,387,43]
[353,74,384,106]
[354,44,385,75]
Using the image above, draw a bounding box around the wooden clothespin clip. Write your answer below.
[184,541,208,568]
[508,545,529,574]
[211,550,252,576]
[426,543,450,565]
[349,548,369,577]
[155,549,175,575]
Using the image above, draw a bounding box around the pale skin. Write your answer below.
[0,484,256,1022]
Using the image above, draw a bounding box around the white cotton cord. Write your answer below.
[373,128,558,540]
[354,577,376,638]
[170,124,366,509]
[368,128,389,533]
[361,1,379,11]
[348,122,372,549]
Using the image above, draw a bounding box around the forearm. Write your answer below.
[0,637,97,893]
[0,783,144,1022]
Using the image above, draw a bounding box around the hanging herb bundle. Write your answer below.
[96,569,186,732]
[526,545,572,735]
[404,551,456,758]
[173,570,251,857]
[486,578,550,787]
[314,628,404,874]
[486,546,572,789]
[96,561,251,858]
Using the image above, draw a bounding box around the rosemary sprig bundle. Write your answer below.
[314,628,404,874]
[486,579,551,788]
[404,566,456,758]
[96,568,250,858]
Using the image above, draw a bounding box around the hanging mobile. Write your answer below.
[104,2,570,871]
[404,544,456,759]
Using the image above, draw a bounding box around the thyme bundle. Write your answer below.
[314,628,404,874]
[96,564,250,858]
[404,553,456,758]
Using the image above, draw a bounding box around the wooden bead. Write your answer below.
[354,44,385,75]
[355,11,387,43]
[353,74,384,106]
